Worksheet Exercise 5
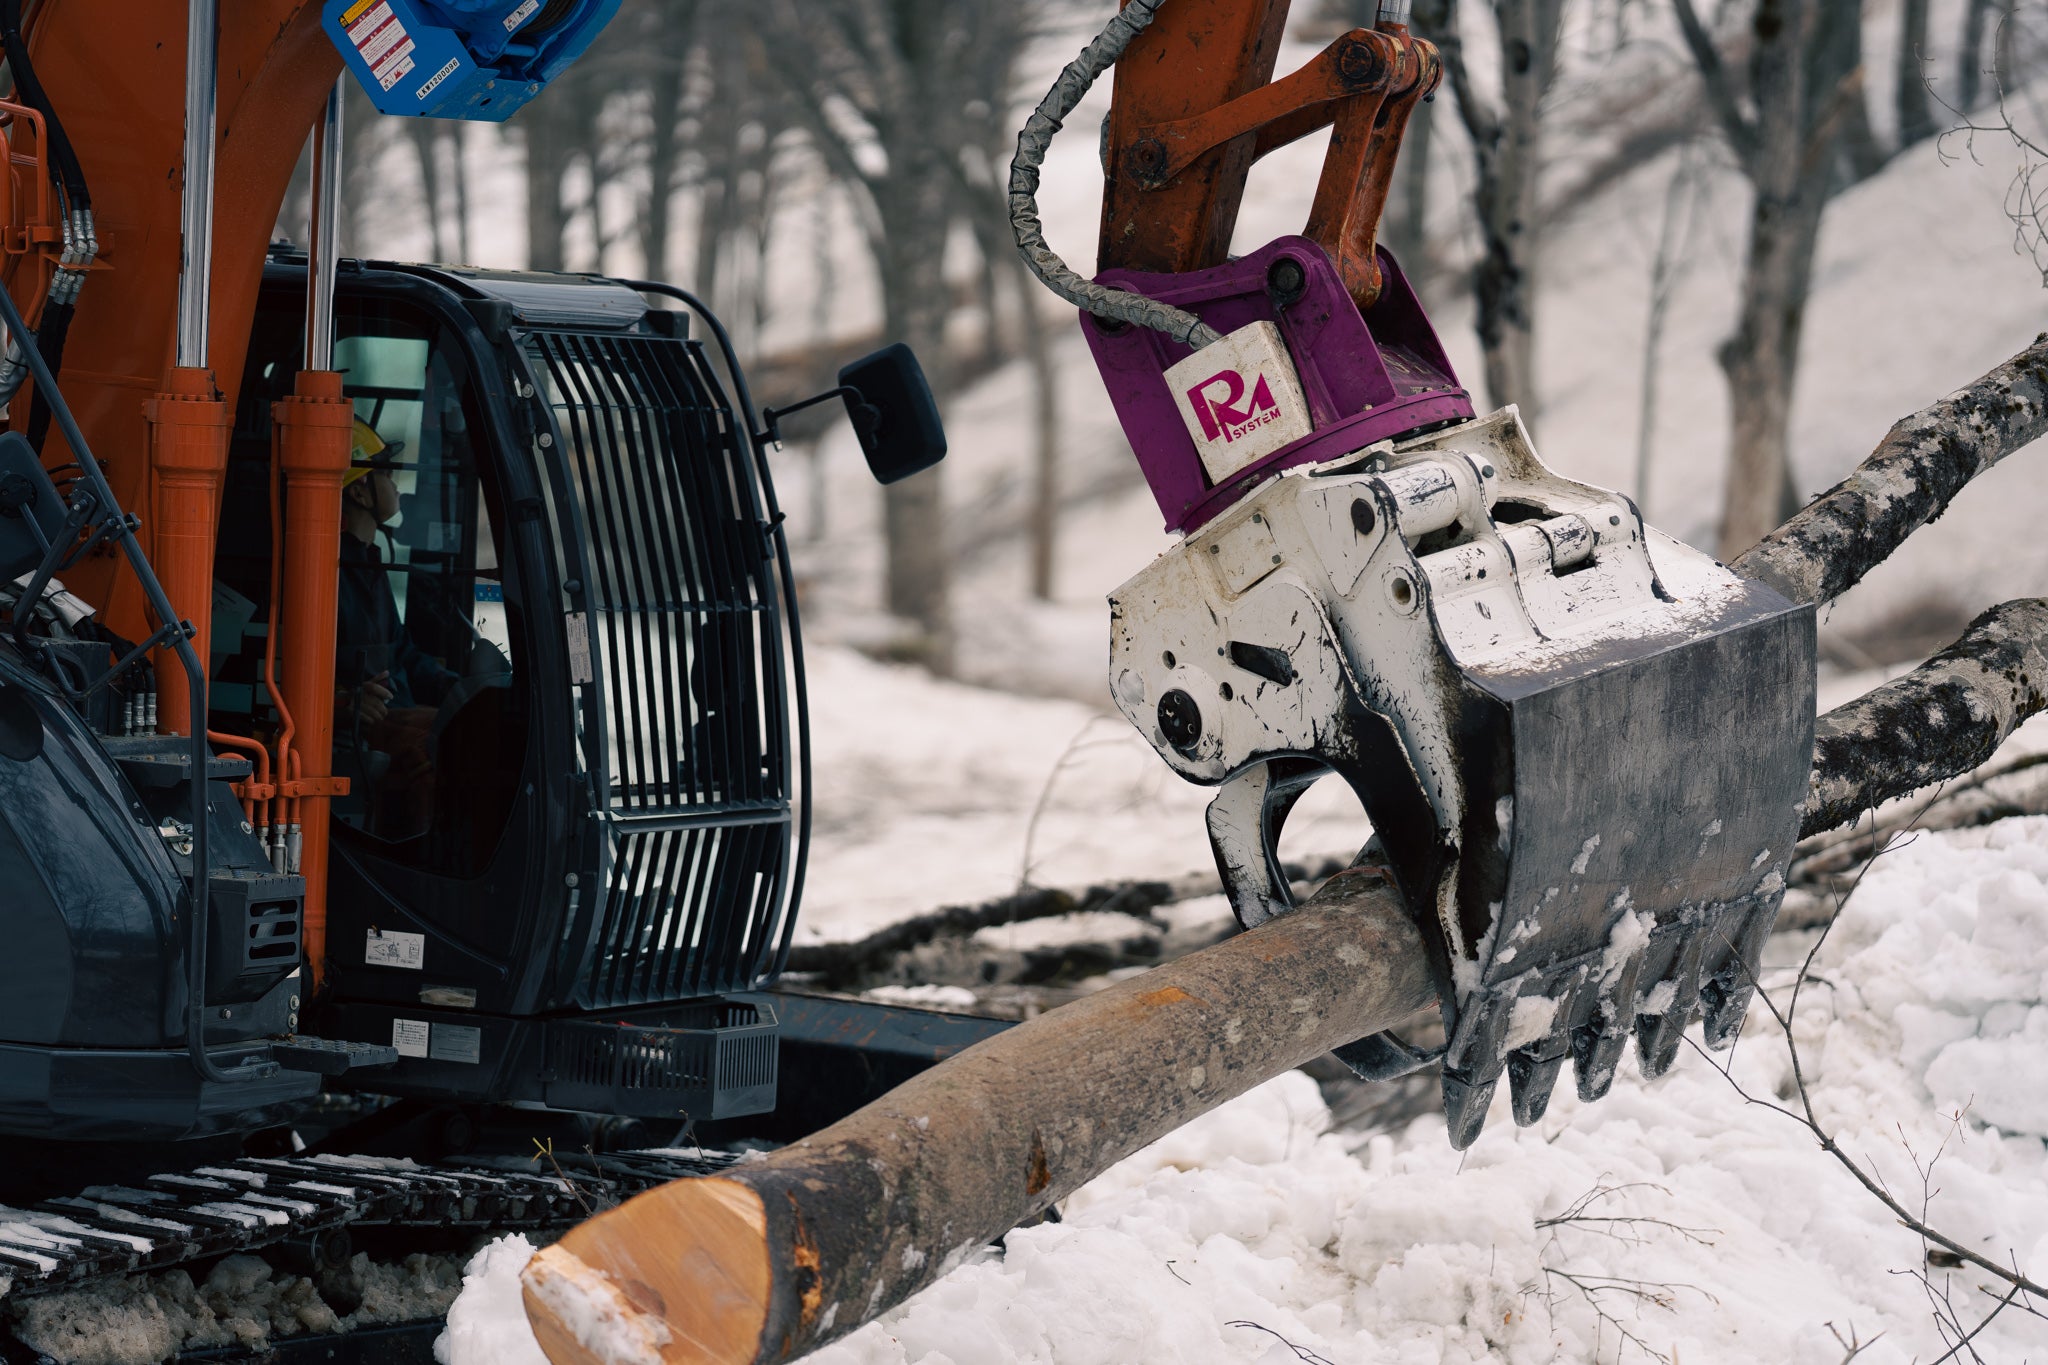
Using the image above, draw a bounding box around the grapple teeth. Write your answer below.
[1507,1046,1567,1125]
[1700,904,1775,1048]
[1445,989,1512,1081]
[1441,1070,1496,1150]
[1699,974,1753,1049]
[1634,931,1707,1077]
[1573,1026,1629,1102]
[1634,1012,1681,1076]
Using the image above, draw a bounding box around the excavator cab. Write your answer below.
[207,257,838,1129]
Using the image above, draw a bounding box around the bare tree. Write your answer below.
[1957,0,1998,111]
[522,82,582,271]
[408,121,449,262]
[1672,0,1867,557]
[630,0,699,282]
[1895,0,1937,147]
[1413,0,1568,418]
[744,0,1031,670]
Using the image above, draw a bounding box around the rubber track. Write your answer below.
[0,1148,739,1300]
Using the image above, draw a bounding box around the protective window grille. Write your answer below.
[526,328,798,1008]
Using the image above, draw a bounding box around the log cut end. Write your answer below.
[523,1176,771,1365]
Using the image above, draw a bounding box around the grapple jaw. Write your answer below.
[1108,408,1816,1147]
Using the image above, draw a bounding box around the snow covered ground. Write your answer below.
[443,818,2048,1364]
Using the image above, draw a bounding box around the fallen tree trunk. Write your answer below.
[522,870,1433,1365]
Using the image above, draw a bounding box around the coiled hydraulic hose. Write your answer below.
[1007,0,1223,351]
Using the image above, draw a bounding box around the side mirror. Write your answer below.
[761,343,947,486]
[836,343,946,486]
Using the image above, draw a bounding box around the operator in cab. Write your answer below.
[336,417,457,838]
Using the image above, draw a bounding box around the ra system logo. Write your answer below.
[1164,321,1314,483]
[1186,369,1279,444]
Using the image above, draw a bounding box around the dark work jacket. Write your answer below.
[337,535,455,710]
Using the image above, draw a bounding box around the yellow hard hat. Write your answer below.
[343,417,402,487]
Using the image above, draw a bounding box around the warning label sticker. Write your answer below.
[365,927,426,970]
[392,1019,430,1059]
[345,1,416,92]
[504,0,540,31]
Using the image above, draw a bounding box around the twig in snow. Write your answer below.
[1825,1320,1883,1362]
[1536,1180,1719,1248]
[531,1137,600,1219]
[1224,1319,1336,1365]
[1016,715,1129,893]
[1528,1261,1708,1364]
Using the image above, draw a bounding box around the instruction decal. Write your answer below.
[392,1018,430,1059]
[365,927,426,970]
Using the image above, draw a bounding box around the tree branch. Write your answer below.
[1410,0,1502,152]
[1669,0,1761,168]
[1802,599,2048,837]
[1734,334,2048,607]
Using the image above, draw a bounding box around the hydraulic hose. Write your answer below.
[0,0,95,435]
[1006,0,1223,350]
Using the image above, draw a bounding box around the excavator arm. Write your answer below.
[1097,0,1441,309]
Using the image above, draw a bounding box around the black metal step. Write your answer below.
[271,1037,400,1077]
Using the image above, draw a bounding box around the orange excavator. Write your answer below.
[0,0,959,1336]
[0,0,1821,1359]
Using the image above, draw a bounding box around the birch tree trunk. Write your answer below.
[1674,0,1862,559]
[1414,0,1564,420]
[874,171,955,668]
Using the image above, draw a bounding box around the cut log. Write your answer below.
[522,870,1433,1365]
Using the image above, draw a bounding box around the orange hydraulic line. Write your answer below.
[273,368,351,991]
[144,367,231,734]
[263,410,296,801]
[207,728,267,824]
[18,2,340,643]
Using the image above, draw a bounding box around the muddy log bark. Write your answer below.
[1802,600,2048,836]
[522,873,1435,1365]
[1733,333,2048,606]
